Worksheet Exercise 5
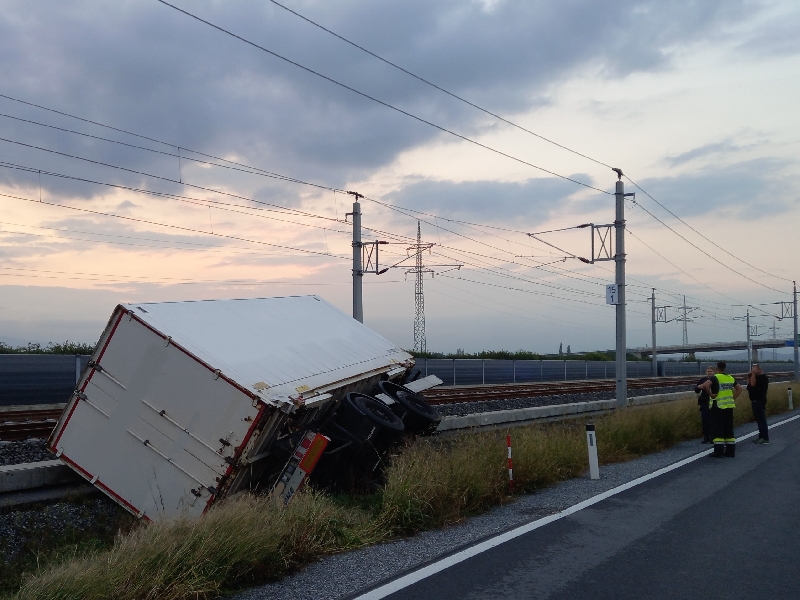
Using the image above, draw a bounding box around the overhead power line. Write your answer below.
[0,190,345,259]
[625,175,793,284]
[0,220,334,257]
[0,161,351,236]
[255,0,796,296]
[0,95,643,303]
[0,111,345,193]
[0,97,784,315]
[0,265,369,286]
[154,0,608,194]
[627,228,743,304]
[0,94,340,194]
[0,137,346,223]
[631,201,786,294]
[265,0,614,172]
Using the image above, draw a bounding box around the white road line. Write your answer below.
[354,412,800,600]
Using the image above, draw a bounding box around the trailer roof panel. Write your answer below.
[122,295,411,397]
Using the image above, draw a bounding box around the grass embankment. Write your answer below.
[10,383,796,599]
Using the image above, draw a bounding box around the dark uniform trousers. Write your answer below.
[710,402,735,457]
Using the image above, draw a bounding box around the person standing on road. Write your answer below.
[700,361,743,458]
[694,366,715,444]
[747,364,770,444]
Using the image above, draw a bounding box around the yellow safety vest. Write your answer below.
[711,373,736,409]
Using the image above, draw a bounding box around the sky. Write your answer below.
[0,0,798,357]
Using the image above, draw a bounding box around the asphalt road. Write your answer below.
[370,416,800,600]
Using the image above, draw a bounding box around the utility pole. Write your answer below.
[794,281,799,382]
[682,296,689,348]
[544,169,629,404]
[614,172,627,409]
[347,193,364,323]
[651,289,658,377]
[772,320,777,362]
[746,309,751,369]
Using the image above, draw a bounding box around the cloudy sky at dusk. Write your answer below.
[0,0,798,356]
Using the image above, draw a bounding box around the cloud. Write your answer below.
[664,140,759,168]
[0,0,768,201]
[634,157,797,217]
[736,5,800,58]
[385,175,585,224]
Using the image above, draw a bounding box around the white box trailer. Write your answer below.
[48,296,440,521]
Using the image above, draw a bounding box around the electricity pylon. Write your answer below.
[407,222,434,353]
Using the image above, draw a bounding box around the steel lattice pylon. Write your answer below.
[403,222,460,353]
[413,222,427,353]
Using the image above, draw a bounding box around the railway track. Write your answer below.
[419,372,796,405]
[1,372,794,439]
[0,407,63,441]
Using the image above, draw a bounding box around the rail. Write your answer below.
[5,372,794,440]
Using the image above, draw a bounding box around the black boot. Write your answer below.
[724,443,736,458]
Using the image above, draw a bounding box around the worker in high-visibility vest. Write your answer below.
[700,361,743,457]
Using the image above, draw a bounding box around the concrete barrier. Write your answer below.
[0,459,80,493]
[437,391,696,432]
[628,391,695,406]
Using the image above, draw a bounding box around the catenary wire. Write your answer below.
[0,92,724,307]
[154,0,609,195]
[630,201,786,294]
[0,97,782,320]
[0,93,344,194]
[0,137,345,223]
[0,161,353,235]
[0,111,357,195]
[264,0,614,172]
[625,175,793,284]
[0,222,334,257]
[0,190,347,259]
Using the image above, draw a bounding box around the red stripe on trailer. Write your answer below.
[51,310,125,450]
[202,401,266,515]
[127,310,260,402]
[59,453,149,521]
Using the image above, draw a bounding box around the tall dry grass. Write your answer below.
[14,492,379,600]
[11,382,796,599]
[376,382,796,534]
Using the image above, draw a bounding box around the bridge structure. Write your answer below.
[631,338,795,360]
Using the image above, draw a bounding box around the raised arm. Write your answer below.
[700,379,714,396]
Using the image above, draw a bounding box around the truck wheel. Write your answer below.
[378,381,441,435]
[337,393,405,447]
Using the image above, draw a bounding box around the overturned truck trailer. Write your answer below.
[48,296,442,521]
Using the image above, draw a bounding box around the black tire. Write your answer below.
[378,381,441,435]
[336,393,405,448]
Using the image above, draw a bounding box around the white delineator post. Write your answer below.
[586,424,600,480]
[789,387,794,411]
[506,435,514,491]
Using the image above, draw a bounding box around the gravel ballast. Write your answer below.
[434,384,694,418]
[232,416,782,600]
[0,496,126,565]
[0,439,55,466]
